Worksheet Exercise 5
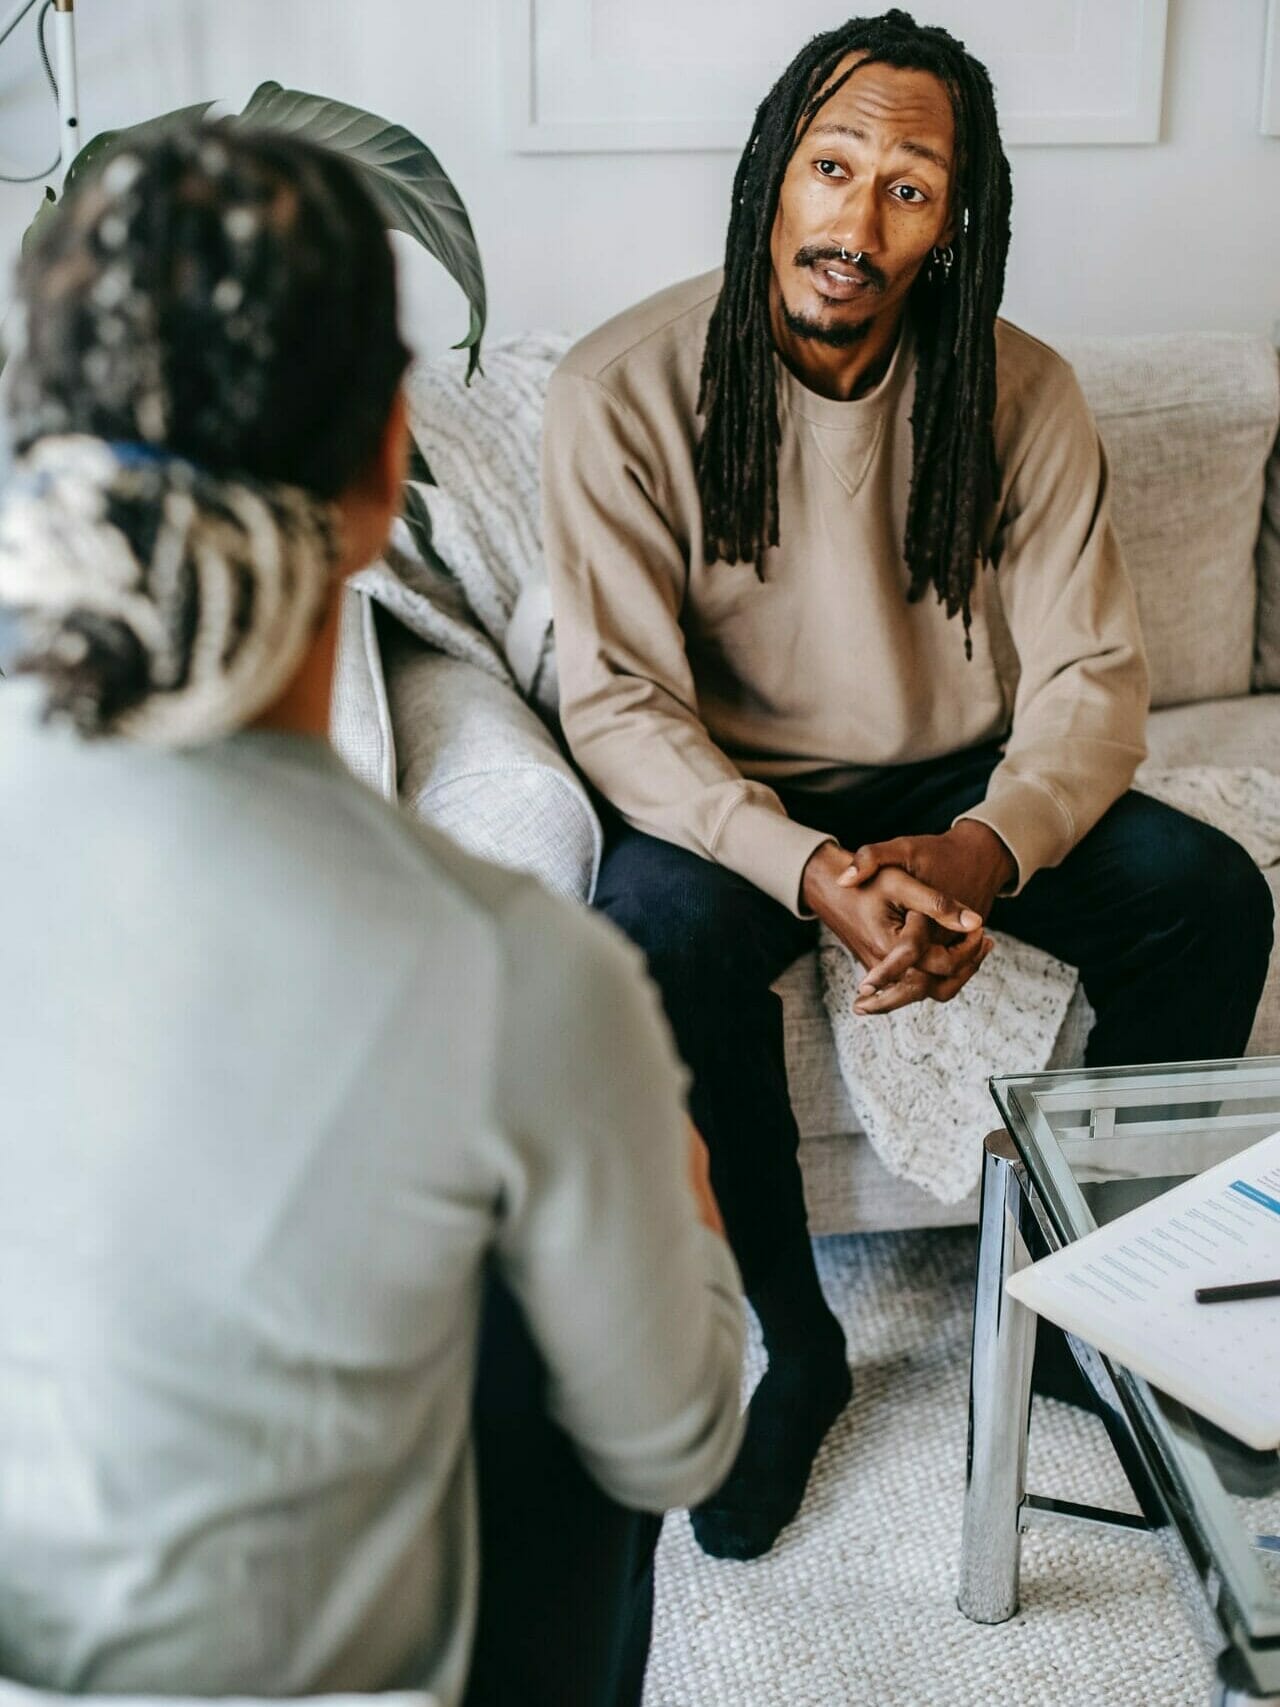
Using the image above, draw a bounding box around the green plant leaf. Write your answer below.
[59,101,219,199]
[236,82,486,378]
[2,186,58,376]
[60,126,120,194]
[20,185,58,256]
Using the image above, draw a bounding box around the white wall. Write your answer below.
[0,0,1277,361]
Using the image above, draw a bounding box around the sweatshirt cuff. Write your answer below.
[953,777,1075,898]
[711,796,835,916]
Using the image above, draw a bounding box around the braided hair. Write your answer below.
[696,9,1011,650]
[8,125,410,499]
[0,127,411,742]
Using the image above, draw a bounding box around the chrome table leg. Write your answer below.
[958,1128,1039,1623]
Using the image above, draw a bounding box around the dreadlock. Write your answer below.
[696,9,1011,652]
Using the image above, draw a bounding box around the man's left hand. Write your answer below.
[837,821,1018,1005]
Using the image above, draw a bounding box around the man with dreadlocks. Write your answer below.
[542,10,1274,1561]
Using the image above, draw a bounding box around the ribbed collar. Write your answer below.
[773,312,917,429]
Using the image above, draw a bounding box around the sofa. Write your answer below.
[332,328,1280,1238]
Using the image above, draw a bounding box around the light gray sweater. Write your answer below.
[0,684,744,1702]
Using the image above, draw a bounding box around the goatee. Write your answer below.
[780,301,874,349]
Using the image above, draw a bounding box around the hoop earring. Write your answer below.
[931,243,955,282]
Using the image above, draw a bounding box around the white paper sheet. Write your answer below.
[1007,1129,1280,1449]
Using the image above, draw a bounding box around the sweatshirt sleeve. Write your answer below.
[954,361,1149,893]
[542,367,832,916]
[491,884,745,1514]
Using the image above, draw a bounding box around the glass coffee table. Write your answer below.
[957,1057,1280,1705]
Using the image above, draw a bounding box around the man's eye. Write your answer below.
[815,159,843,177]
[894,184,926,203]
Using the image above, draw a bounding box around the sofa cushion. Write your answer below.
[382,625,602,904]
[800,1128,979,1237]
[1144,690,1280,768]
[1058,334,1279,710]
[1254,429,1280,689]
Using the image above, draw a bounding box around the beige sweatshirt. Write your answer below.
[542,270,1149,915]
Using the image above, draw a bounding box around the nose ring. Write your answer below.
[838,247,864,264]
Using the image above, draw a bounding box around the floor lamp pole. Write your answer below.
[51,0,78,182]
[0,0,80,184]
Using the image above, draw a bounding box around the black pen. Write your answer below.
[1194,1278,1280,1304]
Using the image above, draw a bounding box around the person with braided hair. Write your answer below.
[543,9,1273,1561]
[0,129,746,1706]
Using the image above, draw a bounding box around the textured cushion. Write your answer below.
[328,585,396,800]
[383,624,602,903]
[1057,334,1279,709]
[800,1129,979,1236]
[1144,689,1280,768]
[1254,428,1280,689]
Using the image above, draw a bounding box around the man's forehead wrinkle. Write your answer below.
[807,120,951,174]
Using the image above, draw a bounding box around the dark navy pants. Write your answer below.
[595,741,1275,1294]
[465,1272,660,1707]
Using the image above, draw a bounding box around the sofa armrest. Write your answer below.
[383,625,603,904]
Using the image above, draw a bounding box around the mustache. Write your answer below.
[794,246,887,293]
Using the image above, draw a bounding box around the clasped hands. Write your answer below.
[800,820,1018,1017]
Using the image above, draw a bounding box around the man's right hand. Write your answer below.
[801,841,993,1016]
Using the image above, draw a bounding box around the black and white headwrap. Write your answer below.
[0,434,338,744]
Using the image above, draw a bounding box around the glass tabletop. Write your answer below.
[991,1056,1280,1664]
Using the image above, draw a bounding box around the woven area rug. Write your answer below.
[646,1230,1207,1706]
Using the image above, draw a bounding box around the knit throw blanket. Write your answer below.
[820,763,1280,1204]
[0,435,336,745]
[345,336,567,723]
